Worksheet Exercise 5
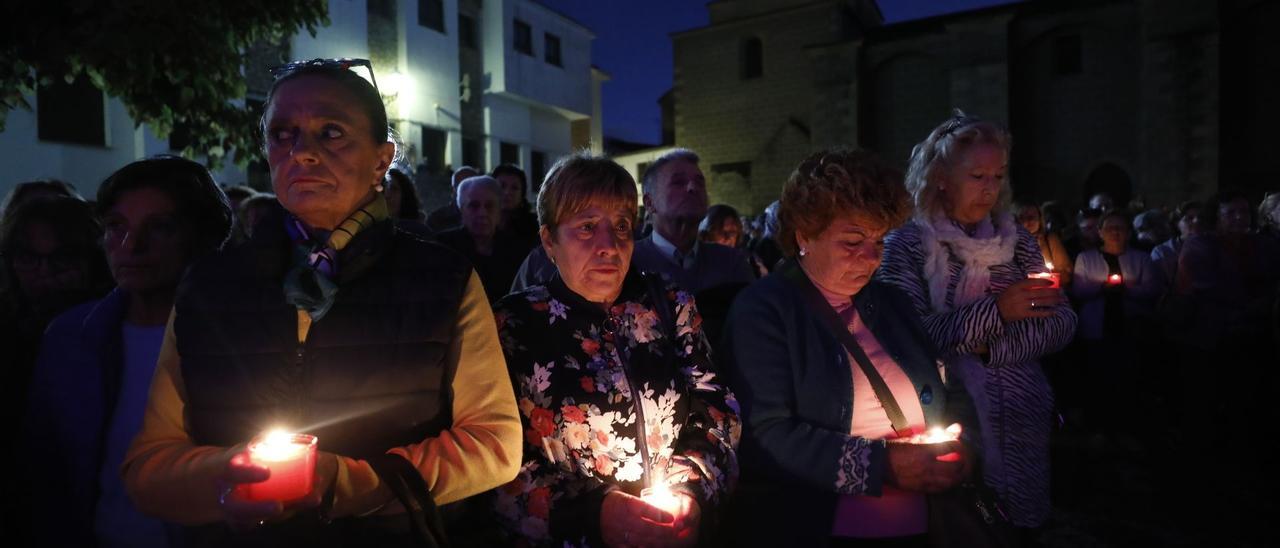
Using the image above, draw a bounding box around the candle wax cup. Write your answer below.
[1027,271,1061,289]
[640,486,682,523]
[245,432,317,502]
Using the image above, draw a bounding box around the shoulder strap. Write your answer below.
[782,263,911,435]
[366,453,451,547]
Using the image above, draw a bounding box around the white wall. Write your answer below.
[485,0,593,117]
[291,0,370,61]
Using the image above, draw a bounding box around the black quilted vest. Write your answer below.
[175,206,471,460]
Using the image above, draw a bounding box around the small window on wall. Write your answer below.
[514,19,533,55]
[37,75,106,146]
[741,37,763,79]
[1052,34,1082,75]
[500,141,520,165]
[531,150,548,191]
[459,14,478,49]
[419,0,445,33]
[421,126,448,175]
[545,33,562,67]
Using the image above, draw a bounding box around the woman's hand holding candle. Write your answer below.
[601,491,684,547]
[885,438,966,494]
[215,433,341,529]
[997,278,1066,322]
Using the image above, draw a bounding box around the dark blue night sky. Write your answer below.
[536,0,1021,145]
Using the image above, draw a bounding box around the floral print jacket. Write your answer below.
[492,272,741,546]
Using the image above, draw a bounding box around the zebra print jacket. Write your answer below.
[876,219,1076,367]
[876,218,1076,527]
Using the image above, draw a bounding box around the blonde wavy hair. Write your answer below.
[904,110,1013,221]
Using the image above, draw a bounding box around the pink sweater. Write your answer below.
[821,287,929,538]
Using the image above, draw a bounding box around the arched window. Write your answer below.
[741,37,763,79]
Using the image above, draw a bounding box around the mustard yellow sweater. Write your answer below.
[121,271,521,524]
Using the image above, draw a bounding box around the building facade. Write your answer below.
[0,0,603,206]
[672,0,1270,215]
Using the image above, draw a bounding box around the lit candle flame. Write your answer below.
[1045,261,1054,271]
[253,429,307,461]
[908,423,962,444]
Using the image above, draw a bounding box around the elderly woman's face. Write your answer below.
[796,212,887,299]
[542,201,635,305]
[264,75,394,230]
[942,143,1006,226]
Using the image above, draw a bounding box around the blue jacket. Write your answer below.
[723,262,969,546]
[24,289,182,546]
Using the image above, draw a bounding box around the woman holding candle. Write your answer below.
[1015,201,1072,287]
[724,147,973,546]
[1069,210,1162,437]
[490,152,740,547]
[121,58,521,545]
[877,113,1076,531]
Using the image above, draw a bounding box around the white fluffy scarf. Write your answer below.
[919,212,1019,313]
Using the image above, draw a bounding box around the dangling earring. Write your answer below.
[375,180,385,192]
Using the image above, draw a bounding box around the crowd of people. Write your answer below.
[2,57,1279,547]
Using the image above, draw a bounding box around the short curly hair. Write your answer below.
[777,147,911,257]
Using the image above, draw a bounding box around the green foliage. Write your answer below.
[0,0,329,168]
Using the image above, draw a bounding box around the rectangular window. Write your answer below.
[500,141,520,165]
[459,14,478,49]
[514,19,533,55]
[418,0,445,33]
[421,126,448,175]
[530,150,548,191]
[37,75,106,146]
[544,33,562,67]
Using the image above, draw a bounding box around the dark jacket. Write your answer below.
[24,289,182,546]
[174,204,473,545]
[723,261,967,546]
[434,227,530,304]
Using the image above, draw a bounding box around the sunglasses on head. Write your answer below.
[268,58,379,95]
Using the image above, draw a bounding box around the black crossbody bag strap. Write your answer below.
[782,264,911,435]
[366,453,451,547]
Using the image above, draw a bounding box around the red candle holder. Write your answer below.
[245,431,317,502]
[1027,271,1061,289]
[1107,273,1123,286]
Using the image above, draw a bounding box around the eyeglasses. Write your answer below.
[6,249,82,273]
[268,58,379,95]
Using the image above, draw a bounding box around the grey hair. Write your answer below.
[642,148,700,195]
[762,200,781,238]
[1260,192,1280,229]
[904,110,1013,221]
[456,175,502,208]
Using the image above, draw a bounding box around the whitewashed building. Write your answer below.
[0,0,604,203]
